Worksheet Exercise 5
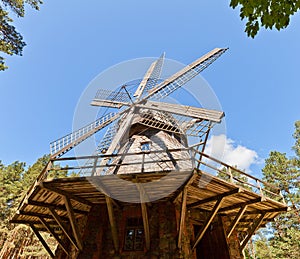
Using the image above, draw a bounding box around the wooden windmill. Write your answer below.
[11,49,287,259]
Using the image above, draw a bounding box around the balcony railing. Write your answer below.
[22,146,285,208]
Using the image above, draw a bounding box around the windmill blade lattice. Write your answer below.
[50,112,120,158]
[79,122,119,176]
[146,48,227,101]
[134,52,165,99]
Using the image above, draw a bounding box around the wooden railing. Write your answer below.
[18,146,285,211]
[192,148,285,202]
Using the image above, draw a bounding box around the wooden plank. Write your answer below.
[30,224,55,258]
[138,101,224,122]
[224,207,288,216]
[106,196,119,251]
[240,213,266,251]
[192,197,223,250]
[219,198,262,212]
[40,183,93,206]
[227,205,247,238]
[38,217,69,256]
[27,200,89,215]
[63,196,83,250]
[17,210,68,220]
[48,207,80,251]
[178,187,188,249]
[188,188,240,209]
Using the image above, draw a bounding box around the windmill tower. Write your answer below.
[11,49,287,259]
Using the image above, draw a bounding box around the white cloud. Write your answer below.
[204,134,258,173]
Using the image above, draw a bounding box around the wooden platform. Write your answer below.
[11,169,287,253]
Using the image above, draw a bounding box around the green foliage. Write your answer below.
[0,0,42,70]
[255,120,300,258]
[0,155,53,258]
[230,0,300,38]
[217,166,251,190]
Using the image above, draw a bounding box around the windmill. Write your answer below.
[10,48,287,259]
[49,48,226,161]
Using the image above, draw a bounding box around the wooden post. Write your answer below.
[106,196,119,252]
[178,187,188,249]
[141,202,150,250]
[136,181,151,250]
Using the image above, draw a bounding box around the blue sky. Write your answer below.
[1,0,300,173]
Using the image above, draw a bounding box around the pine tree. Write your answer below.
[256,121,300,258]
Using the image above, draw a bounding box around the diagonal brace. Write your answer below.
[30,224,55,258]
[192,197,223,250]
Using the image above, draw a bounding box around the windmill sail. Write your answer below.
[91,88,133,108]
[146,48,227,101]
[50,112,120,158]
[134,52,165,99]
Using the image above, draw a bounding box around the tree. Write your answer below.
[230,0,300,38]
[0,156,55,258]
[256,121,300,258]
[0,0,42,71]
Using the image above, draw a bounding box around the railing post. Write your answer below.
[279,190,286,204]
[141,152,145,173]
[256,180,264,198]
[228,167,234,183]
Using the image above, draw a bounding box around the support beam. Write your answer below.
[178,187,188,249]
[27,200,89,215]
[172,172,197,204]
[227,205,247,238]
[89,178,121,209]
[240,213,266,251]
[219,198,262,212]
[48,207,80,251]
[136,182,151,250]
[30,224,55,258]
[188,188,240,209]
[17,210,68,220]
[40,183,93,206]
[192,197,223,250]
[224,207,288,217]
[63,196,83,250]
[106,196,119,251]
[39,217,69,256]
[141,202,150,250]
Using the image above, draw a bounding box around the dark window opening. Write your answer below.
[124,217,144,251]
[141,141,151,151]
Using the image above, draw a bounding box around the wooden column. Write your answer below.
[141,202,150,250]
[137,182,151,250]
[178,187,188,249]
[106,196,119,252]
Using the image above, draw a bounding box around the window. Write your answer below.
[124,217,144,251]
[140,141,151,151]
